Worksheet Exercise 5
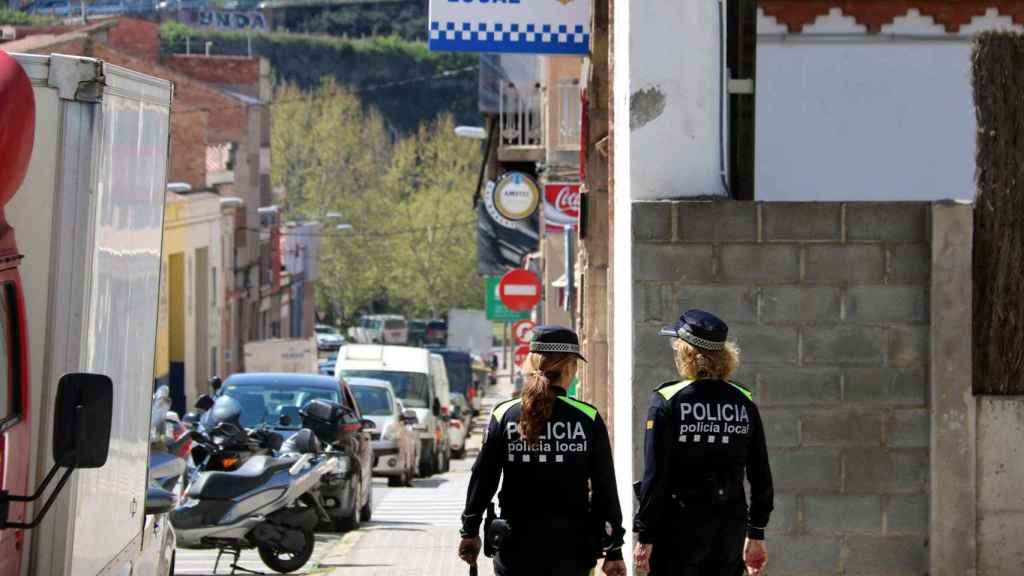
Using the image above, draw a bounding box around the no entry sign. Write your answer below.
[513,344,531,367]
[512,319,536,345]
[499,269,541,312]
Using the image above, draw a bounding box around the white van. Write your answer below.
[430,353,454,473]
[335,345,449,476]
[348,315,408,345]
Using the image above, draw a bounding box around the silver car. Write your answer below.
[349,378,420,487]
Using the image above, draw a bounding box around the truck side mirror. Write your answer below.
[432,397,441,417]
[52,372,114,469]
[1,373,113,530]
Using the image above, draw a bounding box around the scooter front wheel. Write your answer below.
[257,527,315,574]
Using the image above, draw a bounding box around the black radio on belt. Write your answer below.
[483,504,511,557]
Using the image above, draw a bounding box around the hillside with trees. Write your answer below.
[159,21,477,135]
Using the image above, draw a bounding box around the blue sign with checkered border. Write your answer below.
[428,0,590,55]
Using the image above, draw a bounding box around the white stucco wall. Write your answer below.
[629,0,727,200]
[756,37,977,201]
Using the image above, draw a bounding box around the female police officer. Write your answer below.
[458,325,627,576]
[633,310,773,576]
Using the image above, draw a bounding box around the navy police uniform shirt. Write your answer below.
[633,379,773,543]
[462,387,625,562]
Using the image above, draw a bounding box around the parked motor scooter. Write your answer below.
[170,401,337,574]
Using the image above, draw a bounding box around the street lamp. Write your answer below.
[167,182,192,194]
[454,126,488,140]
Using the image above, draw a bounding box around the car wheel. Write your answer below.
[418,440,434,477]
[169,550,175,575]
[359,483,373,522]
[334,479,361,532]
[387,475,404,487]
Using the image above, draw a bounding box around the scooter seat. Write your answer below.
[188,455,296,500]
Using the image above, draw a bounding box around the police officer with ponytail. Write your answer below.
[458,326,626,576]
[634,310,773,576]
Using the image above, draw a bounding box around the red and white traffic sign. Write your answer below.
[512,319,536,345]
[513,344,531,367]
[499,269,541,312]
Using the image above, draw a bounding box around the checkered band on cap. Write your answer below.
[658,328,726,351]
[529,342,581,355]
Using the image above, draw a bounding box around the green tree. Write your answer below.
[383,115,483,317]
[272,85,483,324]
[272,80,393,322]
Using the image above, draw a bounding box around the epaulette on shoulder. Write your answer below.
[654,380,679,391]
[490,397,522,421]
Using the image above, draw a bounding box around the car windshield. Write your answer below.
[340,370,430,408]
[385,319,405,330]
[316,326,338,335]
[221,382,340,429]
[350,385,394,416]
[442,355,472,395]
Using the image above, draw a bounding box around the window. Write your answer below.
[340,370,431,408]
[350,385,394,416]
[0,283,22,429]
[384,319,405,330]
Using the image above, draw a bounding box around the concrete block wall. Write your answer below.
[633,201,932,576]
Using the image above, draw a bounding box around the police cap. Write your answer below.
[529,325,587,362]
[658,309,728,351]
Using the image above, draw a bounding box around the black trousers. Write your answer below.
[648,510,746,576]
[492,534,594,576]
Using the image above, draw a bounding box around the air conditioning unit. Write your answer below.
[1,27,16,41]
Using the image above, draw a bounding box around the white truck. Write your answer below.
[446,309,492,358]
[1,53,173,576]
[243,338,319,373]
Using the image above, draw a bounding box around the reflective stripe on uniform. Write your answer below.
[728,380,753,401]
[657,380,694,400]
[557,396,597,420]
[491,397,522,421]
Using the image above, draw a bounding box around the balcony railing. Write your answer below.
[499,81,543,150]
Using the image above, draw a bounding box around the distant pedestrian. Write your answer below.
[633,310,773,576]
[458,325,626,576]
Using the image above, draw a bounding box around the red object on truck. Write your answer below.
[0,49,35,576]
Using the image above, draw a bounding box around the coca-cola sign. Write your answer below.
[543,183,580,231]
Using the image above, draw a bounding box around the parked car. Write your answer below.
[217,373,374,531]
[349,378,419,487]
[348,315,408,345]
[315,323,345,352]
[436,349,479,418]
[335,345,447,477]
[429,353,453,473]
[318,356,336,376]
[448,393,471,459]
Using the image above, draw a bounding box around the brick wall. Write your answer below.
[106,18,160,61]
[632,201,932,576]
[163,54,260,87]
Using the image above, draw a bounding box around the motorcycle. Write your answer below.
[170,399,338,574]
